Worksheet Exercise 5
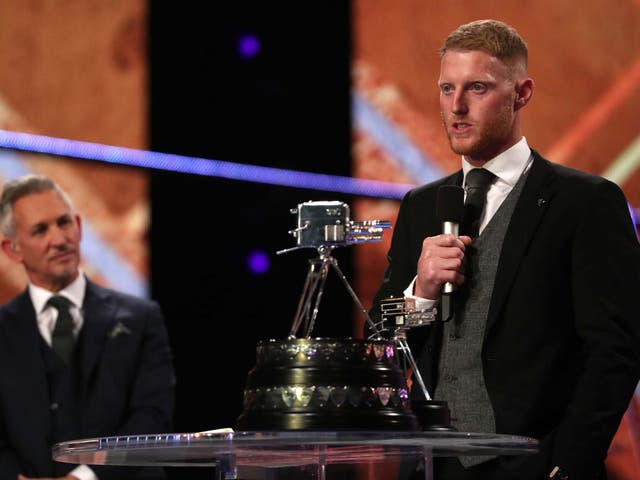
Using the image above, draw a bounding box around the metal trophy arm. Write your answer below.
[379,296,438,402]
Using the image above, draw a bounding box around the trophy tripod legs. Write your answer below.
[289,256,331,338]
[288,246,383,339]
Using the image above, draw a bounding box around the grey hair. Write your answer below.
[0,174,74,238]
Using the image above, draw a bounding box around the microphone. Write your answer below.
[436,185,464,322]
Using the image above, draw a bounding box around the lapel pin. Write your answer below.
[537,198,547,207]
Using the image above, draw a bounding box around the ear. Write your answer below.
[514,77,534,111]
[1,237,22,262]
[75,214,83,241]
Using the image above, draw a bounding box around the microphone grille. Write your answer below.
[436,185,464,223]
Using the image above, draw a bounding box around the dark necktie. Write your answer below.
[462,168,496,238]
[48,295,75,365]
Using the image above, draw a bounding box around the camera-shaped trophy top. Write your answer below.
[277,200,391,255]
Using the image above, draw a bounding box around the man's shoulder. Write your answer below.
[0,290,31,316]
[528,151,622,207]
[85,279,158,309]
[532,149,606,184]
[0,291,34,341]
[404,171,461,201]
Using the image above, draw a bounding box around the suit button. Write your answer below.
[50,402,59,411]
[443,374,458,383]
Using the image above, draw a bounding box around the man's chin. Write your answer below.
[51,268,79,285]
[449,139,477,156]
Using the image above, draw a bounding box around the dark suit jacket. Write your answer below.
[0,277,176,480]
[370,150,640,479]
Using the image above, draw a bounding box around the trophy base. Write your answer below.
[236,337,420,431]
[411,400,456,431]
[236,410,419,431]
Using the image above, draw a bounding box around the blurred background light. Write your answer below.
[247,249,270,275]
[238,34,261,58]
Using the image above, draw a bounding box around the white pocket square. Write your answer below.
[107,321,132,339]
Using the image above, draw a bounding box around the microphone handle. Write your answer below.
[441,221,459,322]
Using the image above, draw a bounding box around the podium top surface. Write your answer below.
[53,430,539,468]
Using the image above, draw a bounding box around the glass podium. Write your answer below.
[53,429,538,480]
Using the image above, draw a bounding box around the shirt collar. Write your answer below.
[462,137,532,188]
[29,272,87,313]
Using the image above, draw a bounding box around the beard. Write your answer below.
[443,102,515,161]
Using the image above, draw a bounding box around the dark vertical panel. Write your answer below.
[149,4,352,477]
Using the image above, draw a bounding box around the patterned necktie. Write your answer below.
[462,168,496,238]
[48,295,75,365]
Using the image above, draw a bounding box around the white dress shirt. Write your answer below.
[31,273,85,345]
[404,137,534,308]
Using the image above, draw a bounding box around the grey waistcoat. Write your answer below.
[435,168,528,467]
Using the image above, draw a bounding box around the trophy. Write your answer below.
[235,201,451,432]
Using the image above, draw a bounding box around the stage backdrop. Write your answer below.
[0,1,149,301]
[352,1,640,478]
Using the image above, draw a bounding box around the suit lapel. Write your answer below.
[447,171,464,189]
[412,171,463,258]
[485,153,558,336]
[78,281,114,390]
